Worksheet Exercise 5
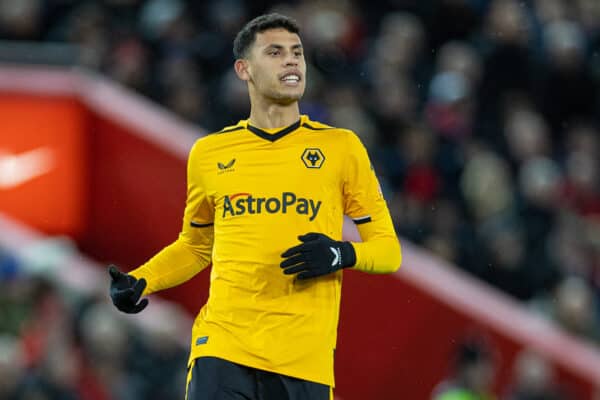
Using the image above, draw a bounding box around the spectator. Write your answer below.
[0,334,25,400]
[504,348,565,400]
[432,336,497,400]
[552,276,600,341]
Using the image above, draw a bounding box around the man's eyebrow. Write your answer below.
[264,44,303,50]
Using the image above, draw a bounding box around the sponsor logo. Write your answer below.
[222,192,321,221]
[301,148,325,169]
[217,159,236,174]
[0,147,55,190]
[330,246,342,267]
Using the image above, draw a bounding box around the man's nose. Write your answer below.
[283,54,298,67]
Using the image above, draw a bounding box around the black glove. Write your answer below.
[280,233,356,279]
[108,265,148,314]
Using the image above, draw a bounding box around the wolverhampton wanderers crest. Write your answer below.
[301,148,325,169]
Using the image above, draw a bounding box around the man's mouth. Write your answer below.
[280,72,301,85]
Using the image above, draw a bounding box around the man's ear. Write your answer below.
[234,59,250,81]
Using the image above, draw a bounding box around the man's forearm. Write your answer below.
[351,235,401,273]
[347,216,401,274]
[129,235,212,295]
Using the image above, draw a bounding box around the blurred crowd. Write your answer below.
[0,246,188,400]
[2,0,600,398]
[432,334,579,400]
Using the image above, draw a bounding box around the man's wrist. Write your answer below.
[340,241,357,268]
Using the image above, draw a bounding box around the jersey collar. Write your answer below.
[246,115,307,142]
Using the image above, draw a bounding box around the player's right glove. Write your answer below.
[108,265,148,314]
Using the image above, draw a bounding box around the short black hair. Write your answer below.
[233,13,300,59]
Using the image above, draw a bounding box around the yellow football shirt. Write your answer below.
[130,114,400,386]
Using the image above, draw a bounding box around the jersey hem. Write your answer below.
[187,351,335,388]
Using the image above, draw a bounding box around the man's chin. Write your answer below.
[268,90,304,105]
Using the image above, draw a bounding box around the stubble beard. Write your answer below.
[266,89,303,105]
[249,75,305,105]
[262,76,304,105]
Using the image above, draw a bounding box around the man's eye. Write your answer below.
[269,50,280,56]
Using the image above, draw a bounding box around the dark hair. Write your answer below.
[233,13,300,59]
[453,337,492,369]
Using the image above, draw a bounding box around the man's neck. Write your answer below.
[248,99,300,129]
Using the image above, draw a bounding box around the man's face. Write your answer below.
[243,28,306,104]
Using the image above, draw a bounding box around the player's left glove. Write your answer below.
[280,233,356,279]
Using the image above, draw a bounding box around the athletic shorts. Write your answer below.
[185,356,333,400]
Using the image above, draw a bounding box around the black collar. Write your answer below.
[247,119,302,142]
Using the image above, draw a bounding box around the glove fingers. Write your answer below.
[108,265,123,281]
[129,298,149,314]
[297,270,320,279]
[132,278,147,301]
[111,289,132,310]
[113,287,148,313]
[298,232,323,242]
[113,287,136,302]
[282,264,308,275]
[281,243,306,258]
[280,254,305,268]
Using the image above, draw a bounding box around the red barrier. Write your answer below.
[1,66,599,399]
[335,233,600,398]
[79,114,211,309]
[0,93,88,237]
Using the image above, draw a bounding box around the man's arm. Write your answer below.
[128,227,213,295]
[279,131,400,279]
[342,130,401,273]
[350,214,401,274]
[128,139,215,295]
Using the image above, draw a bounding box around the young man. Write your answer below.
[108,13,401,400]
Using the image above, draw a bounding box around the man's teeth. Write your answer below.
[282,75,299,82]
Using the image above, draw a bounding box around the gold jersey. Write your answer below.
[131,115,401,386]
